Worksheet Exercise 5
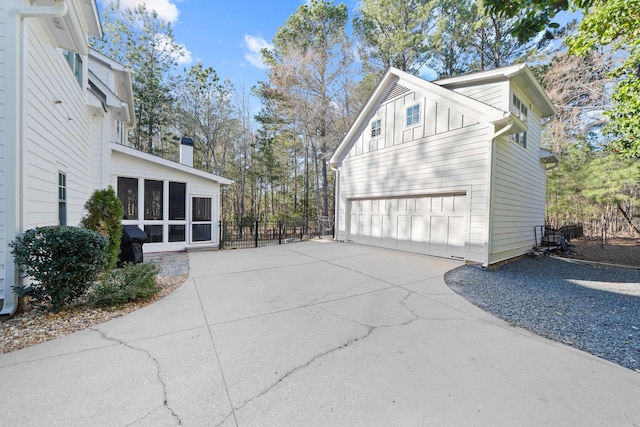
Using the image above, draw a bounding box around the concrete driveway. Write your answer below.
[1,240,639,426]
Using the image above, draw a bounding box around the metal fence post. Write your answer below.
[278,220,282,244]
[218,220,223,249]
[254,220,259,248]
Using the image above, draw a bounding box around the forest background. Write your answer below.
[91,0,640,242]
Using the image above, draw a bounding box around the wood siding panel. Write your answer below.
[23,23,93,229]
[452,82,507,109]
[490,105,546,261]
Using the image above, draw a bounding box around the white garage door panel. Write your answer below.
[348,194,466,259]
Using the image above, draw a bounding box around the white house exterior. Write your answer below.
[330,66,557,267]
[111,143,232,253]
[0,0,102,315]
[0,1,232,315]
[87,51,233,254]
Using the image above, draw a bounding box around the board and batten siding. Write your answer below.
[489,104,545,263]
[23,22,93,229]
[347,89,480,159]
[0,4,6,297]
[337,120,493,262]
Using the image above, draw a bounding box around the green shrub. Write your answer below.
[91,263,161,307]
[10,226,109,311]
[81,186,123,269]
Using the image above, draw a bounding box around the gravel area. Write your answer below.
[445,255,640,372]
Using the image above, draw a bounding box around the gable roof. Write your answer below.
[330,67,511,166]
[436,64,557,118]
[88,50,135,126]
[111,143,234,186]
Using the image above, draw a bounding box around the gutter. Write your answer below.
[1,1,69,316]
[483,121,515,268]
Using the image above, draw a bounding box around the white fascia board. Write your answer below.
[400,71,509,123]
[330,68,399,166]
[111,143,235,186]
[437,64,557,119]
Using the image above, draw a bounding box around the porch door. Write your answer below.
[190,196,213,243]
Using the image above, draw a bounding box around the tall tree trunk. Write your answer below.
[616,202,640,235]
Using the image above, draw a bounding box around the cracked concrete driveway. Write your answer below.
[1,240,639,426]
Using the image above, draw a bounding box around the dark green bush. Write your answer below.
[81,186,123,269]
[91,263,161,307]
[9,226,109,311]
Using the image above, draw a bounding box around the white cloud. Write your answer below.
[154,33,192,65]
[101,0,180,23]
[243,34,272,69]
[175,43,192,65]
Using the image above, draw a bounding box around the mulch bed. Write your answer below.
[0,275,187,354]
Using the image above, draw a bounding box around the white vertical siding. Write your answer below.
[490,103,545,263]
[345,87,481,159]
[23,22,93,229]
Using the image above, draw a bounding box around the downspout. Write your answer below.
[483,121,514,268]
[1,1,69,316]
[330,163,339,241]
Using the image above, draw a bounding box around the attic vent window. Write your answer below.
[371,119,381,137]
[382,83,410,102]
[406,104,420,127]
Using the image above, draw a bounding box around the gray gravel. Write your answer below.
[445,255,640,372]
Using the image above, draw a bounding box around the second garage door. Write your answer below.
[348,194,466,259]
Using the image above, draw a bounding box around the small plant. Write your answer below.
[81,186,123,269]
[10,226,109,311]
[91,263,161,307]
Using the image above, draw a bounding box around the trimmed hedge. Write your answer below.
[10,226,109,311]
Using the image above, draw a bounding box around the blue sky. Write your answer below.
[96,1,582,96]
[98,0,358,91]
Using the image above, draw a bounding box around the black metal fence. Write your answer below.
[219,219,333,250]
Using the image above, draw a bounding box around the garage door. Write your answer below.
[348,194,466,259]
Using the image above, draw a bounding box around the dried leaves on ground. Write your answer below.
[0,275,187,354]
[562,237,640,268]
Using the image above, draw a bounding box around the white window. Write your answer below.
[58,172,67,226]
[511,94,528,148]
[406,104,420,126]
[371,119,382,138]
[63,50,83,86]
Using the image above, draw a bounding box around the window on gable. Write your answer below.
[63,50,83,86]
[371,119,382,138]
[510,94,528,148]
[406,104,420,126]
[58,172,67,226]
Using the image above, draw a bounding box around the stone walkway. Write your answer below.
[144,251,190,277]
